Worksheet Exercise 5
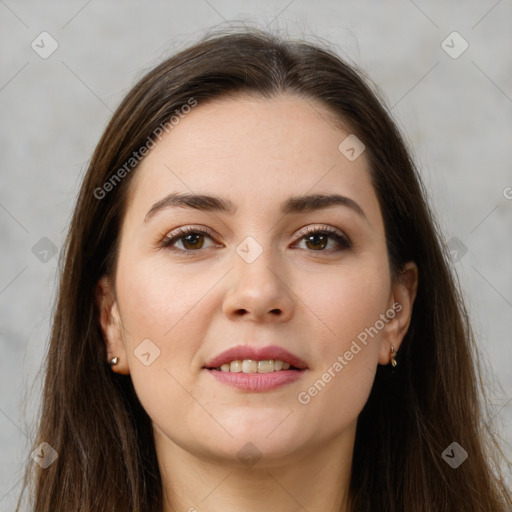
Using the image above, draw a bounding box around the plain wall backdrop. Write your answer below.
[1,0,511,509]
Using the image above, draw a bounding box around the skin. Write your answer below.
[97,93,418,512]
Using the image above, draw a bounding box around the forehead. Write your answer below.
[124,93,380,225]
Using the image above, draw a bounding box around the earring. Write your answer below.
[109,356,119,366]
[390,346,397,367]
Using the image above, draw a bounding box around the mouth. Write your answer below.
[204,363,307,392]
[203,345,308,392]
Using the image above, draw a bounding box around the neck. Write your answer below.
[155,423,356,512]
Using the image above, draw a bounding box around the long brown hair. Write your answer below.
[17,26,511,511]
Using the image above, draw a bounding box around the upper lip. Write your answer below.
[204,345,308,370]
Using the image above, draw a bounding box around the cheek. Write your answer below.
[113,255,209,399]
[306,262,391,359]
[294,262,390,418]
[116,256,215,345]
[114,258,213,427]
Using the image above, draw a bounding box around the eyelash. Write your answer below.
[159,225,352,257]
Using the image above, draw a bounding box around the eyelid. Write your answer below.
[168,225,217,240]
[295,223,346,239]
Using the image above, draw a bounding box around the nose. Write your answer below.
[221,245,295,323]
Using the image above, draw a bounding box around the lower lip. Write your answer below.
[205,368,307,391]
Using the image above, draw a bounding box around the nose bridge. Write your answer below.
[223,232,294,319]
[235,233,283,293]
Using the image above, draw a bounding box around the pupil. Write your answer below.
[307,234,326,250]
[184,234,202,249]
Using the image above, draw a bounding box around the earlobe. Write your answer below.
[95,276,130,375]
[379,262,419,365]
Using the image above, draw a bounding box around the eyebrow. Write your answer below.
[144,192,368,223]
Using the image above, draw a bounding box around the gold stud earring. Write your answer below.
[109,356,119,366]
[390,346,397,367]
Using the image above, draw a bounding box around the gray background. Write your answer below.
[1,0,511,509]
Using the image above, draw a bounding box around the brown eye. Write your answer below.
[304,233,329,251]
[161,227,219,254]
[160,225,351,256]
[180,233,205,250]
[294,226,351,253]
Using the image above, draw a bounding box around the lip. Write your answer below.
[206,368,306,392]
[203,344,309,370]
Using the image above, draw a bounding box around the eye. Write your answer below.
[293,225,351,253]
[160,224,351,256]
[160,226,220,254]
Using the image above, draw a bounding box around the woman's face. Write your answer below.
[98,93,416,466]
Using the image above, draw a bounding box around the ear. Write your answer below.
[95,276,130,375]
[378,261,418,365]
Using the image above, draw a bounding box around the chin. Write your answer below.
[203,436,308,469]
[213,406,300,437]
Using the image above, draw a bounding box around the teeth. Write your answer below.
[241,359,258,373]
[214,359,295,373]
[229,360,242,372]
[257,360,274,373]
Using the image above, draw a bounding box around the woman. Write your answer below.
[17,27,511,511]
